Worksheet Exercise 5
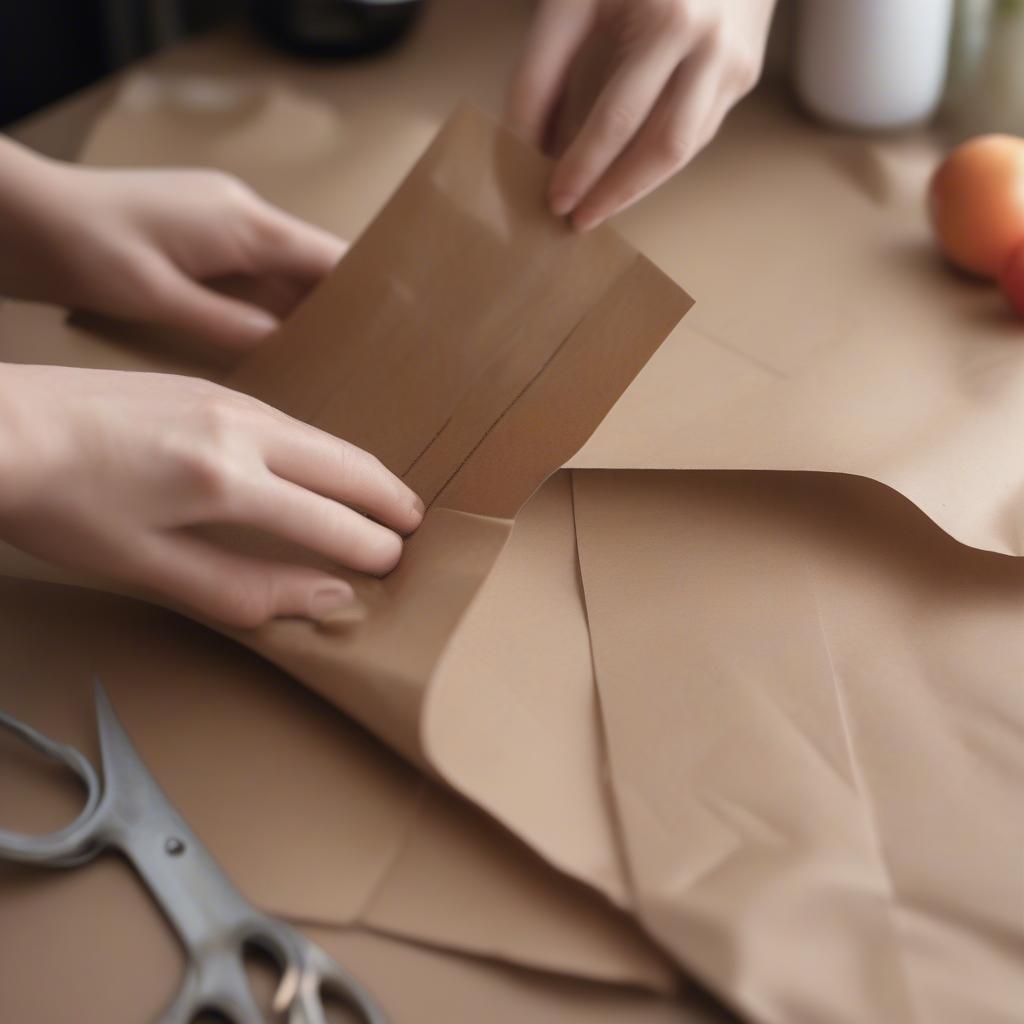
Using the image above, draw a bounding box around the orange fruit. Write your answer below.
[929,134,1024,278]
[999,239,1024,319]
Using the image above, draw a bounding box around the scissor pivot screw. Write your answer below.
[165,837,186,856]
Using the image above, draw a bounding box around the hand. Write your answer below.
[506,0,776,230]
[0,364,423,628]
[0,138,345,349]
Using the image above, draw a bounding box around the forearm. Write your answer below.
[0,136,70,302]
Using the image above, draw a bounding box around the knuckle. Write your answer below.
[337,440,383,488]
[729,48,763,93]
[595,101,639,145]
[653,0,692,37]
[173,397,252,508]
[196,402,232,450]
[656,127,692,168]
[178,448,235,507]
[250,209,290,247]
[123,256,177,311]
[197,392,248,439]
[205,170,257,206]
[704,25,762,94]
[361,452,390,487]
[332,439,355,479]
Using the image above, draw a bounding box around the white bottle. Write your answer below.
[794,0,955,131]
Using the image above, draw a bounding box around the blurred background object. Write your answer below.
[941,0,1024,140]
[0,0,236,125]
[249,0,424,59]
[793,0,955,130]
[4,0,1018,140]
[0,0,424,127]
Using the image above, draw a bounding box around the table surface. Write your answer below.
[4,10,1018,1024]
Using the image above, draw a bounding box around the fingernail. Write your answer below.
[245,308,279,337]
[549,191,577,217]
[411,494,425,523]
[316,601,368,632]
[309,583,356,622]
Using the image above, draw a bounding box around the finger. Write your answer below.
[246,203,348,283]
[215,272,311,320]
[146,264,281,349]
[236,473,405,577]
[134,533,359,629]
[548,35,690,217]
[570,47,723,231]
[258,416,424,535]
[505,0,594,147]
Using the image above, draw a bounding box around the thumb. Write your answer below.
[148,267,281,349]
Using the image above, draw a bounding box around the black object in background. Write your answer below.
[0,2,107,126]
[1,1,241,128]
[250,0,424,58]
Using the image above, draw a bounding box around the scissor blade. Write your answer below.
[91,680,390,1024]
[92,678,173,818]
[90,678,255,917]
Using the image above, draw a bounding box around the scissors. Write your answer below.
[0,681,390,1024]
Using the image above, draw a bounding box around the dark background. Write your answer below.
[0,1,240,127]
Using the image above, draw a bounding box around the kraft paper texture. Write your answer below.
[0,78,695,1021]
[2,27,1022,1024]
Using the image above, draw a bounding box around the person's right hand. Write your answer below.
[0,363,423,628]
[506,0,776,230]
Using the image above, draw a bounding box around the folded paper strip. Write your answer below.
[0,60,1021,1024]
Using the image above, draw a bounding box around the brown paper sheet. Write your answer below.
[0,73,688,917]
[3,11,1023,1022]
[571,96,1024,557]
[550,101,1024,1024]
[573,470,1024,1024]
[0,577,675,993]
[221,100,689,772]
[0,70,689,1014]
[0,847,721,1024]
[555,85,1024,1022]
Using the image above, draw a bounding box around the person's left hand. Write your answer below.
[506,0,777,231]
[0,141,346,349]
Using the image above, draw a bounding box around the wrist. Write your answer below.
[0,136,67,210]
[0,138,75,303]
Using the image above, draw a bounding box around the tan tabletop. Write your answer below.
[4,4,1021,1024]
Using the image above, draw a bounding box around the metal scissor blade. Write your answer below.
[89,680,260,947]
[93,678,151,784]
[91,677,179,830]
[90,679,391,1024]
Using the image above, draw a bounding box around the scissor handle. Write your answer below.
[152,918,391,1024]
[275,930,391,1024]
[0,709,104,867]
